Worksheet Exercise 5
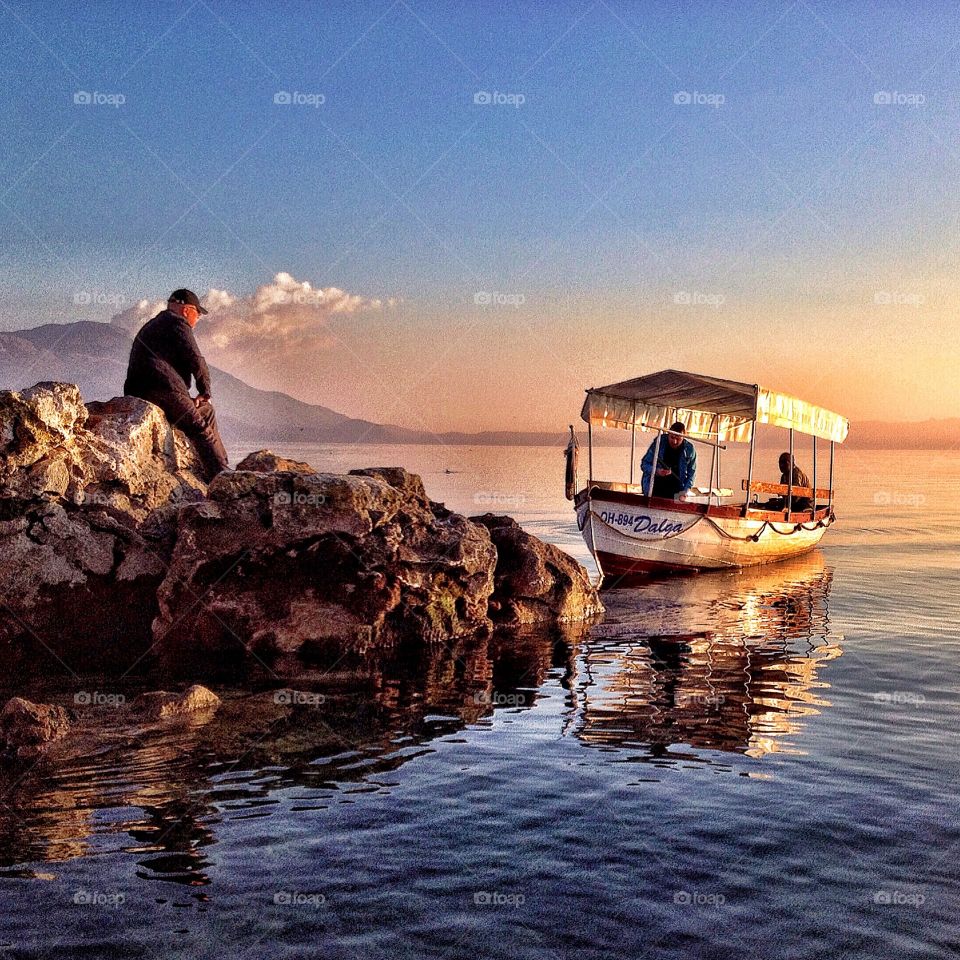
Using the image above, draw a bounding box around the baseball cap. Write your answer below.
[168,288,208,315]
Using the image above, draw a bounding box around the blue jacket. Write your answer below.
[640,436,697,492]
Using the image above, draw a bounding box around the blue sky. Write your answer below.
[1,1,958,429]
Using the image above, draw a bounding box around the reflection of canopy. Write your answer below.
[580,369,849,444]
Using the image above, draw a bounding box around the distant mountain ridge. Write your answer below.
[0,321,948,448]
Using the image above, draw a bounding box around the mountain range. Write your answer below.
[0,321,949,448]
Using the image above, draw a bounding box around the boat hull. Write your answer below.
[576,487,833,577]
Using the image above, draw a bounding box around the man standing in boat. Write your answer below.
[640,422,696,499]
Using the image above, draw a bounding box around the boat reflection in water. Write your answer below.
[0,555,838,880]
[572,552,841,759]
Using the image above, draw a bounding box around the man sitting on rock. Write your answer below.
[123,288,229,482]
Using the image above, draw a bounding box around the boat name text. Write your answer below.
[599,511,686,536]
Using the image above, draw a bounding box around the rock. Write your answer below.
[471,514,604,625]
[153,463,497,667]
[235,450,315,474]
[0,387,605,678]
[0,384,207,666]
[0,697,70,758]
[133,684,221,721]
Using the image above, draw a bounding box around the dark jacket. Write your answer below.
[781,465,812,510]
[640,436,697,492]
[123,310,212,399]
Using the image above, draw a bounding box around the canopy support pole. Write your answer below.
[647,429,662,498]
[629,401,637,486]
[587,418,594,487]
[828,441,835,511]
[811,436,818,518]
[743,427,756,515]
[787,428,794,516]
[708,414,719,505]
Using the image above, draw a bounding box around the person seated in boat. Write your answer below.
[640,422,697,499]
[761,453,812,511]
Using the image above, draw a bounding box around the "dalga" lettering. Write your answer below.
[599,511,685,535]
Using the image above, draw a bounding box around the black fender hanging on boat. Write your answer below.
[564,424,578,501]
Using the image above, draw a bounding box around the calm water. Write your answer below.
[1,445,958,959]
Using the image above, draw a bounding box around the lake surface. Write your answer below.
[1,444,958,959]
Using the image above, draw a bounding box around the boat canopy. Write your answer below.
[580,369,849,444]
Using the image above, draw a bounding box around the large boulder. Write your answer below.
[471,514,604,625]
[0,383,602,679]
[0,384,206,667]
[153,465,498,666]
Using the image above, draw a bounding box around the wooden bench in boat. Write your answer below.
[742,480,831,500]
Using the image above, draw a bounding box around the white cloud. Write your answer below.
[110,273,392,356]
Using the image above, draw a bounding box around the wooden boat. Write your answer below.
[566,369,848,581]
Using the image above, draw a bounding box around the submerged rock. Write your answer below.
[133,684,221,721]
[0,697,71,758]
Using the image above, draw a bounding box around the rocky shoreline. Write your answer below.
[0,382,601,753]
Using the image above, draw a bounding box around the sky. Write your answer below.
[1,0,958,433]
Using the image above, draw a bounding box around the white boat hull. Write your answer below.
[576,490,833,576]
